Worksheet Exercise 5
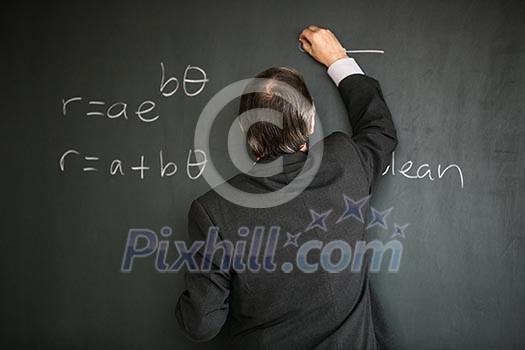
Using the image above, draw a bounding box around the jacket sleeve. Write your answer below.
[337,74,398,192]
[175,199,231,342]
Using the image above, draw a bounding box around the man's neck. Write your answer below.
[255,143,308,161]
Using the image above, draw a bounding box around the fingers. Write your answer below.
[300,24,322,42]
[299,25,346,67]
[299,27,314,55]
[299,29,314,44]
[299,38,312,54]
[299,26,321,56]
[300,25,335,47]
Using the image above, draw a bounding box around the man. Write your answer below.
[176,25,398,349]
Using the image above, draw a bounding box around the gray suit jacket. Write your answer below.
[176,74,398,349]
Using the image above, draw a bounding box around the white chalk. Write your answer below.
[298,41,384,54]
[344,49,384,54]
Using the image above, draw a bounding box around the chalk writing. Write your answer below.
[59,62,209,181]
[61,63,208,122]
[382,152,465,188]
[59,149,207,180]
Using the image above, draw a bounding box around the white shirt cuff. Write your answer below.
[327,57,364,86]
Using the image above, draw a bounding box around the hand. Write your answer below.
[299,25,348,67]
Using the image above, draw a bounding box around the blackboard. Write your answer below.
[3,0,525,349]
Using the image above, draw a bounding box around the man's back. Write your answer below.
[177,73,398,349]
[198,131,376,349]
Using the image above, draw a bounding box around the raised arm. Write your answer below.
[300,25,398,191]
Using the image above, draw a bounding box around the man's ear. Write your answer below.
[238,121,246,134]
[308,115,316,135]
[308,103,317,135]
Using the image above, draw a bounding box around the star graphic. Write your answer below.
[337,195,369,224]
[305,209,332,232]
[391,223,408,239]
[367,207,393,230]
[283,232,302,248]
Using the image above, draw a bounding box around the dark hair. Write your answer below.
[238,67,316,160]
